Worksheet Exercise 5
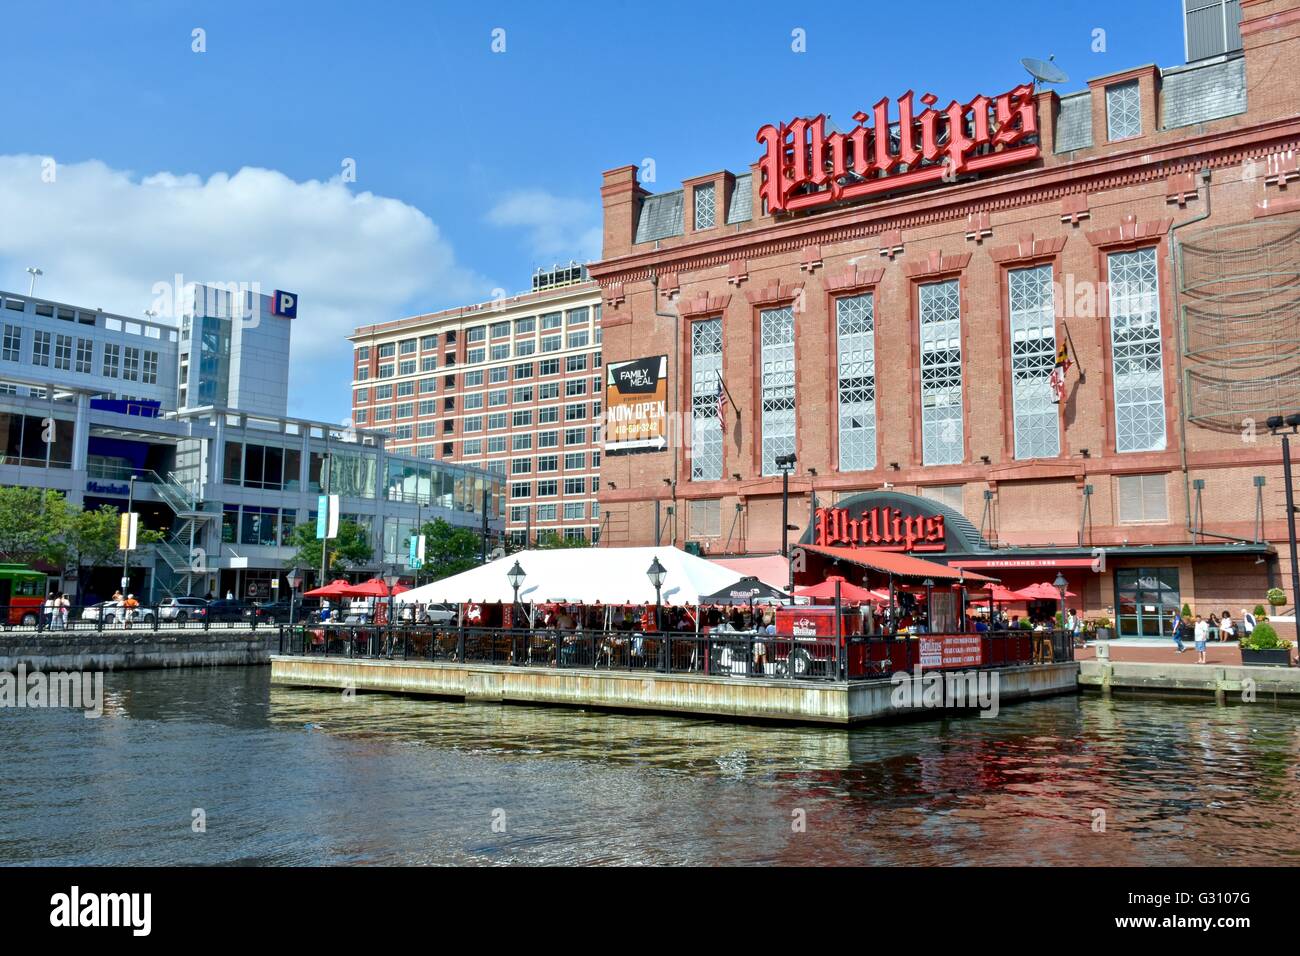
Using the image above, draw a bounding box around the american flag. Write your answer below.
[715,372,729,421]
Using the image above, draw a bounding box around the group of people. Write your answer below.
[1172,608,1257,663]
[40,590,72,630]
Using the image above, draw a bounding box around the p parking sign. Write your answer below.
[272,290,298,318]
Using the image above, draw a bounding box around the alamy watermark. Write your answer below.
[0,665,104,718]
[890,666,1000,718]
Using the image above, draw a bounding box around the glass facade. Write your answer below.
[759,306,796,476]
[835,293,876,471]
[1115,566,1180,638]
[690,318,723,481]
[1008,265,1060,459]
[919,279,963,465]
[1108,248,1166,453]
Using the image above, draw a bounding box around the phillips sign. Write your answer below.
[757,84,1040,214]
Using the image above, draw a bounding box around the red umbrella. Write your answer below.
[985,584,1023,603]
[795,575,877,602]
[304,578,362,598]
[348,577,411,598]
[1012,582,1077,601]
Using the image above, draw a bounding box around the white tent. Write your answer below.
[397,546,748,607]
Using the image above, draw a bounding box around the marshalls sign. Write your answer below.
[604,355,668,454]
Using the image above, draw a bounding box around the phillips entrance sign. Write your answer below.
[756,84,1040,214]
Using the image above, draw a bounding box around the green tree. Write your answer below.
[0,487,71,566]
[420,518,481,581]
[59,504,162,574]
[285,519,374,575]
[533,529,591,550]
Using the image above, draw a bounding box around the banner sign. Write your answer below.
[316,494,339,540]
[604,355,668,454]
[919,634,984,669]
[757,84,1040,214]
[409,533,426,569]
[118,512,138,551]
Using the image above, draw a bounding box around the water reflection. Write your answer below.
[0,667,1297,865]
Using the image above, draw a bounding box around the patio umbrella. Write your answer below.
[699,576,789,606]
[986,584,1023,603]
[795,575,877,602]
[1012,582,1077,601]
[304,578,361,598]
[348,577,412,598]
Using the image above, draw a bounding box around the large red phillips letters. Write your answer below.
[757,84,1040,214]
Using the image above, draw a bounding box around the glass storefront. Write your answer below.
[1115,566,1181,638]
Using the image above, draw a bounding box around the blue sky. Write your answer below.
[1,0,1186,422]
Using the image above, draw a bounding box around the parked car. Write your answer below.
[243,601,293,625]
[158,597,210,622]
[202,599,247,624]
[80,601,156,626]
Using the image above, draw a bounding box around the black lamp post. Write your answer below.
[287,569,303,627]
[647,555,667,671]
[646,555,666,629]
[383,564,402,657]
[776,453,797,591]
[1054,571,1068,633]
[507,559,526,624]
[1266,414,1300,620]
[923,578,934,632]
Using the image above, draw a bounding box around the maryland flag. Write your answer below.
[1048,344,1073,405]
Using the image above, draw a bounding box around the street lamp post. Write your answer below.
[382,565,402,658]
[507,559,526,663]
[287,569,303,628]
[776,453,797,592]
[121,474,138,597]
[1267,414,1300,620]
[1053,571,1069,660]
[646,556,667,670]
[923,578,934,632]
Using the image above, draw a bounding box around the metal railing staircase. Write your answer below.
[150,471,217,599]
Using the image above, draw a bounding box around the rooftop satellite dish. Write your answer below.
[1021,55,1069,87]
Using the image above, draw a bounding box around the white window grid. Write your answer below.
[836,294,876,472]
[1108,248,1166,453]
[1008,265,1060,459]
[760,307,796,476]
[690,317,724,481]
[919,279,963,465]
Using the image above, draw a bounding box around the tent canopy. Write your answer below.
[699,576,789,606]
[397,546,749,607]
[1013,582,1077,600]
[795,544,997,584]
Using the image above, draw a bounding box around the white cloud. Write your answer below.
[486,189,601,266]
[0,154,486,390]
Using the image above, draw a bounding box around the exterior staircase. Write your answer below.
[150,471,217,598]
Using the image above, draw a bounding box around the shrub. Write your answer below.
[1180,602,1192,619]
[1254,604,1268,619]
[1241,621,1292,652]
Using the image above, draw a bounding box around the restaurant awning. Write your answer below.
[794,544,997,583]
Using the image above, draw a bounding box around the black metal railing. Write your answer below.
[0,602,295,634]
[274,623,1075,681]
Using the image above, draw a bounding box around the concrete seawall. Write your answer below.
[1080,659,1300,701]
[1,630,278,672]
[270,655,1080,725]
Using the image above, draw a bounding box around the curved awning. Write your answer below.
[794,544,997,584]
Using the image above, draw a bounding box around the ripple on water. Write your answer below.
[0,669,1298,864]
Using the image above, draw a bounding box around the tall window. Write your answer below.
[103,343,120,378]
[919,279,963,465]
[1008,265,1060,459]
[694,182,716,230]
[1108,248,1166,452]
[1,325,20,362]
[1106,80,1141,141]
[54,334,72,371]
[760,306,796,475]
[835,293,876,471]
[689,319,724,482]
[75,338,93,373]
[33,331,51,367]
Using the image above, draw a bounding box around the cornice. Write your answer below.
[589,117,1300,288]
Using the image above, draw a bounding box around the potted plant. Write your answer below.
[1239,621,1294,667]
[1267,588,1287,612]
[1254,603,1268,621]
[1093,616,1113,641]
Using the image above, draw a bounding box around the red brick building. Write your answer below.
[589,0,1300,636]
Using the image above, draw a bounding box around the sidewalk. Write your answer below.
[1076,639,1297,665]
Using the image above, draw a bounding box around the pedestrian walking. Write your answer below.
[56,592,70,630]
[1194,613,1209,664]
[42,590,57,631]
[1171,608,1186,653]
[122,593,140,630]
